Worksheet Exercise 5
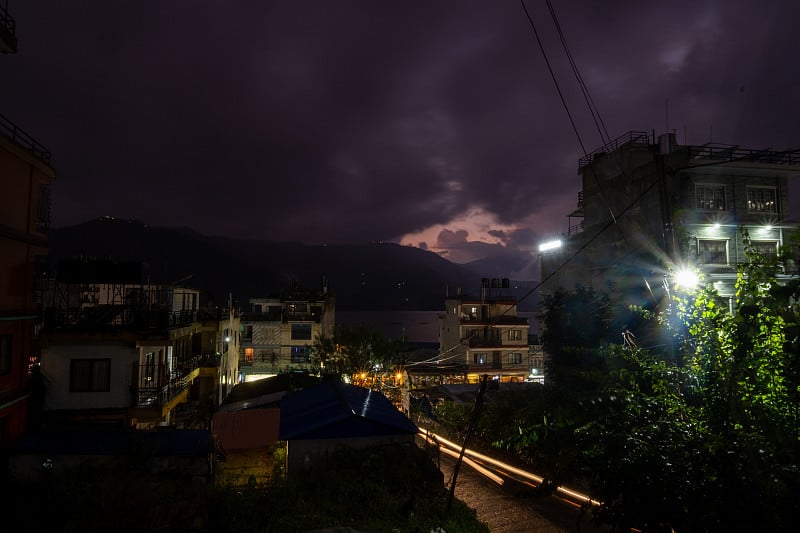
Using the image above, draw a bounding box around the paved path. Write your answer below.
[436,451,608,533]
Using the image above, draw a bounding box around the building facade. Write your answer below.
[541,131,800,306]
[37,260,239,429]
[438,279,531,383]
[0,114,55,443]
[239,283,335,381]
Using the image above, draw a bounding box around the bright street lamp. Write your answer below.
[538,239,562,252]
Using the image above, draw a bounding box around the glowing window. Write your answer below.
[747,187,777,213]
[696,185,726,211]
[244,348,254,362]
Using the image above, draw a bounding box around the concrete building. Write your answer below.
[0,113,55,442]
[541,131,800,308]
[438,278,532,384]
[37,259,240,429]
[238,282,335,382]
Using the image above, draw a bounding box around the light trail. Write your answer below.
[419,428,602,508]
[438,445,505,485]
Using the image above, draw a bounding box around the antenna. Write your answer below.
[665,97,669,134]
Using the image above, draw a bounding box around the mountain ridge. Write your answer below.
[48,218,538,311]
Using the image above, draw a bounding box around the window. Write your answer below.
[510,330,522,341]
[698,239,728,264]
[751,241,778,261]
[0,335,11,375]
[747,187,777,213]
[696,185,726,211]
[243,325,253,340]
[36,183,51,233]
[70,359,111,392]
[507,352,522,364]
[472,352,487,365]
[290,346,310,364]
[244,348,254,362]
[291,323,312,340]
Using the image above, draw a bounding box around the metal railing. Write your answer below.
[132,355,219,408]
[687,144,800,165]
[0,1,15,37]
[0,113,51,164]
[578,131,650,169]
[44,306,200,330]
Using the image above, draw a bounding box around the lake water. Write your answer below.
[336,310,539,344]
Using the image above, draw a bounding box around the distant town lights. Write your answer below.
[538,239,562,252]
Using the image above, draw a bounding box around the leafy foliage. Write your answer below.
[433,229,800,531]
[313,324,406,377]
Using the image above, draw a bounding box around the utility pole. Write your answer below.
[445,374,489,516]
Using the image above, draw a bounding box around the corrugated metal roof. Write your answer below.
[220,372,321,410]
[279,381,417,440]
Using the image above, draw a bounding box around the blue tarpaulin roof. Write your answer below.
[279,381,417,440]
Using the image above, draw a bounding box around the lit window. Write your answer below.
[747,187,777,213]
[70,359,111,392]
[473,353,487,365]
[507,352,522,364]
[244,348,254,362]
[696,185,726,211]
[698,239,728,264]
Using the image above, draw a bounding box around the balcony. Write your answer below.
[130,355,219,419]
[0,113,50,163]
[43,306,201,331]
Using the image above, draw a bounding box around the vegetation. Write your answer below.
[431,229,800,531]
[312,324,407,378]
[5,443,488,532]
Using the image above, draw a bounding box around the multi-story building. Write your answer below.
[37,259,240,429]
[0,114,55,443]
[439,278,531,383]
[541,131,800,307]
[239,281,335,381]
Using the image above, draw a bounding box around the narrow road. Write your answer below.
[424,438,609,533]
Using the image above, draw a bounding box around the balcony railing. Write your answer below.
[687,144,800,165]
[0,113,50,164]
[43,306,201,331]
[578,131,650,169]
[132,354,219,408]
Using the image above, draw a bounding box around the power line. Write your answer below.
[544,0,610,146]
[519,0,586,155]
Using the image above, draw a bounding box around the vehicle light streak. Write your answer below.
[438,445,505,485]
[420,428,602,508]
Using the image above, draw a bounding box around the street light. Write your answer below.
[674,268,699,292]
[538,239,562,252]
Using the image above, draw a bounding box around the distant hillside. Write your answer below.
[49,218,506,311]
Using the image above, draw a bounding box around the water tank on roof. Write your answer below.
[481,278,490,288]
[491,278,500,288]
[501,278,510,288]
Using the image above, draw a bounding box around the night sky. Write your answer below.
[3,1,799,279]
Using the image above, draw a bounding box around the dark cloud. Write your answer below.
[2,0,799,277]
